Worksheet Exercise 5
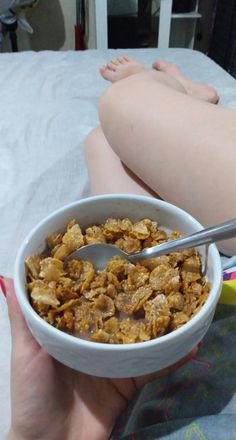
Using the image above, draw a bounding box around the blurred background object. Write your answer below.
[0,0,39,51]
[75,0,86,50]
[108,0,152,48]
[0,0,235,78]
[0,0,71,52]
[172,0,196,13]
[208,0,236,78]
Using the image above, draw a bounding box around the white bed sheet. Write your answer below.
[0,48,236,437]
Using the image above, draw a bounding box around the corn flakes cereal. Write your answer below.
[25,218,210,344]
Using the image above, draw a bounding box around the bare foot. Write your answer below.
[100,56,145,82]
[152,60,219,104]
[100,56,219,104]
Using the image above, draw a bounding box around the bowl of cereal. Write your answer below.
[14,194,222,378]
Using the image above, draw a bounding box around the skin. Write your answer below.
[6,57,223,440]
[85,57,236,256]
[6,290,198,440]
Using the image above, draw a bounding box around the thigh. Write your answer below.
[99,77,236,255]
[84,126,157,197]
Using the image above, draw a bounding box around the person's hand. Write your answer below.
[6,290,199,440]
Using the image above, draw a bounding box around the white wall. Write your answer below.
[2,0,76,52]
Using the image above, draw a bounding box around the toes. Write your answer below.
[111,58,120,66]
[99,66,106,76]
[152,60,169,71]
[99,56,145,82]
[102,56,134,73]
[112,58,120,65]
[152,60,161,70]
[206,86,219,104]
[114,56,132,64]
[99,66,116,81]
[107,60,118,71]
[122,55,132,63]
[103,56,141,72]
[110,56,131,65]
[117,57,126,63]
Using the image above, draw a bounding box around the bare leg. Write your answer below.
[100,55,219,103]
[84,127,159,197]
[85,58,186,198]
[152,59,219,103]
[96,59,236,256]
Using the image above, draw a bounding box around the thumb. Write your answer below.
[5,278,38,352]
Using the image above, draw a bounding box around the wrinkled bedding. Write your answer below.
[0,48,236,436]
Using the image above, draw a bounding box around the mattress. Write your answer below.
[0,48,236,436]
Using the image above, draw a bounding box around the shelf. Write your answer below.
[171,11,202,19]
[156,11,202,19]
[94,0,201,49]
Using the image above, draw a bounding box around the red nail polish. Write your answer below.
[0,276,7,297]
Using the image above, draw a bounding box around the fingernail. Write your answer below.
[0,276,7,297]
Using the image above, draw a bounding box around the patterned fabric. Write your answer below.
[220,264,236,306]
[223,270,236,281]
[112,304,236,439]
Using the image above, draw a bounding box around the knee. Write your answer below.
[84,126,102,162]
[98,81,128,134]
[98,84,114,127]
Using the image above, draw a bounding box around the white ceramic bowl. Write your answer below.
[14,194,222,378]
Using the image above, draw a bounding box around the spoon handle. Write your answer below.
[131,218,236,260]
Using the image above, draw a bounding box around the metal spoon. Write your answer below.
[66,218,236,270]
